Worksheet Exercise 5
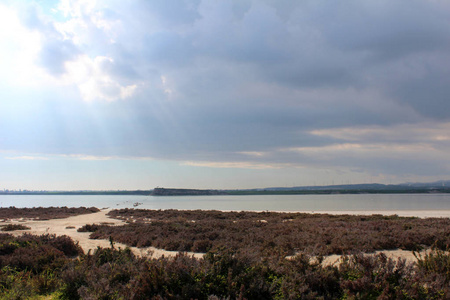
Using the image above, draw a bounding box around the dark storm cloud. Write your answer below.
[389,58,450,119]
[312,1,450,59]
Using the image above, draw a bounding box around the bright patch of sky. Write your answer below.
[1,0,450,190]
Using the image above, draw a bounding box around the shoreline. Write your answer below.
[207,209,450,218]
[285,210,450,218]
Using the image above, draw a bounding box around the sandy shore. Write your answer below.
[3,209,445,263]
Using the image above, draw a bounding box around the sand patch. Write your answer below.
[318,249,427,266]
[4,209,203,259]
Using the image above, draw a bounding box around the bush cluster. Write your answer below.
[2,207,450,299]
[0,224,31,231]
[88,209,450,255]
[0,206,100,221]
[0,233,83,298]
[0,232,450,299]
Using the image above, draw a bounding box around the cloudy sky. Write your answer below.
[1,0,450,190]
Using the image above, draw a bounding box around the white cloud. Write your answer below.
[4,153,154,162]
[0,1,135,101]
[309,123,450,146]
[0,4,44,87]
[64,55,138,101]
[5,156,49,160]
[182,160,285,169]
[160,75,175,98]
[58,0,96,19]
[55,0,123,45]
[238,151,266,157]
[64,154,115,161]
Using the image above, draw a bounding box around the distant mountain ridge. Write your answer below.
[223,181,450,195]
[399,180,450,188]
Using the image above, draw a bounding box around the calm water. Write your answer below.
[1,194,450,212]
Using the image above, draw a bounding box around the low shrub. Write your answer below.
[0,234,83,299]
[95,209,450,256]
[0,224,31,231]
[77,223,103,233]
[0,232,449,299]
[0,206,100,221]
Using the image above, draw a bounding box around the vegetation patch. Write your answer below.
[92,209,450,256]
[1,208,450,298]
[0,233,83,299]
[0,233,449,299]
[77,224,102,233]
[0,207,100,221]
[0,224,31,231]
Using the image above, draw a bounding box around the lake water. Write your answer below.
[1,194,450,213]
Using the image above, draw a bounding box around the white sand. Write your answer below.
[3,209,447,263]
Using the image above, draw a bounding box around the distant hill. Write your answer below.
[256,183,390,191]
[398,180,450,188]
[224,181,450,195]
[2,181,450,196]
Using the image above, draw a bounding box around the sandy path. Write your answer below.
[319,249,428,266]
[5,209,203,259]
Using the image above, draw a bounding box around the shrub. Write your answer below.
[0,206,100,221]
[0,224,31,231]
[0,234,83,299]
[98,209,450,256]
[77,223,102,233]
[415,246,450,284]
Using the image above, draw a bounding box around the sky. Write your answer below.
[1,0,450,190]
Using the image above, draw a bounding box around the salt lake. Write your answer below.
[1,194,450,217]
